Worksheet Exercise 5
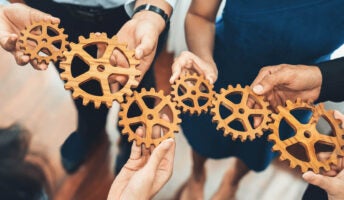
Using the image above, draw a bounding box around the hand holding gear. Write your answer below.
[60,32,141,108]
[211,84,272,141]
[118,88,181,147]
[171,72,215,115]
[269,98,344,173]
[19,21,68,65]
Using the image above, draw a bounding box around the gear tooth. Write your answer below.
[128,134,135,141]
[82,98,90,106]
[289,161,296,168]
[64,81,73,89]
[106,101,113,108]
[78,35,86,41]
[71,91,80,99]
[111,35,118,41]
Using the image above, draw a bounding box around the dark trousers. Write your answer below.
[24,0,168,173]
[302,184,328,200]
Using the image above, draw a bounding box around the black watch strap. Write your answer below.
[132,4,170,24]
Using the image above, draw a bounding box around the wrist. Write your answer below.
[132,11,166,33]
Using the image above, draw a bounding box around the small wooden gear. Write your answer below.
[60,32,141,108]
[211,84,272,141]
[118,88,181,147]
[268,98,344,173]
[19,21,68,64]
[170,72,215,115]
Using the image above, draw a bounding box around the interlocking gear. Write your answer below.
[19,21,68,64]
[312,103,344,157]
[118,88,181,147]
[60,32,141,108]
[269,98,344,173]
[211,84,271,141]
[171,72,215,115]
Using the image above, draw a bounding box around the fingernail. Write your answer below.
[253,85,263,94]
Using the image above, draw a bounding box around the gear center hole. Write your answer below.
[191,90,196,95]
[147,114,154,120]
[239,108,245,114]
[304,131,311,138]
[97,65,105,72]
[42,38,47,43]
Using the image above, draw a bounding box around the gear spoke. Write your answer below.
[279,108,303,129]
[317,134,336,145]
[100,78,111,96]
[224,114,236,125]
[74,72,93,83]
[126,116,143,125]
[222,98,236,111]
[240,89,249,107]
[135,95,150,111]
[154,100,166,113]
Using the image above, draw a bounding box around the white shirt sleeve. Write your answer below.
[124,0,176,17]
[0,0,9,5]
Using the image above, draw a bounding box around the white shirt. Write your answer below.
[52,0,176,15]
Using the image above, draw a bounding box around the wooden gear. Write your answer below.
[60,32,141,108]
[118,88,181,147]
[211,84,272,141]
[19,21,68,64]
[268,99,344,173]
[170,72,215,115]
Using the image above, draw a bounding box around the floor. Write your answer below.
[0,46,313,200]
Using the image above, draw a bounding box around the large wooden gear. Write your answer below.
[118,88,181,147]
[170,72,215,115]
[19,21,68,64]
[211,84,272,141]
[60,32,141,108]
[268,99,344,173]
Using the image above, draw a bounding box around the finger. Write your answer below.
[144,138,175,172]
[302,171,332,192]
[130,126,144,160]
[334,110,344,129]
[135,35,155,59]
[252,69,290,95]
[140,126,151,155]
[14,51,30,66]
[30,8,60,24]
[97,42,107,58]
[110,82,120,93]
[160,113,171,134]
[30,59,49,70]
[170,61,185,84]
[0,33,18,52]
[253,104,263,128]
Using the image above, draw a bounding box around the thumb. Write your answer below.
[252,70,286,95]
[135,34,156,59]
[0,33,18,52]
[302,171,332,192]
[144,138,174,171]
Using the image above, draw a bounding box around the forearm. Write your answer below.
[317,57,344,102]
[185,0,221,63]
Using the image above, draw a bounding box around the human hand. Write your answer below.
[302,110,344,200]
[0,3,60,70]
[109,10,166,89]
[250,64,322,111]
[107,115,176,200]
[169,51,218,84]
